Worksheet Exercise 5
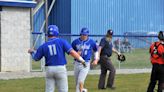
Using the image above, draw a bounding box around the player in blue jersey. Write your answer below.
[28,25,86,92]
[72,27,99,92]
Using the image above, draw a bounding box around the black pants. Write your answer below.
[98,55,116,89]
[147,64,164,92]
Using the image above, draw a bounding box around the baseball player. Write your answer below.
[98,29,121,90]
[72,27,99,92]
[28,25,86,92]
[147,31,164,92]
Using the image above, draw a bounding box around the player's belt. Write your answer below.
[100,55,111,60]
[75,60,90,62]
[153,63,164,66]
[45,64,65,66]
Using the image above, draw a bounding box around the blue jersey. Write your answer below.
[32,38,72,66]
[72,38,98,62]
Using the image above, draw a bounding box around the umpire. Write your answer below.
[98,29,121,90]
[147,31,164,92]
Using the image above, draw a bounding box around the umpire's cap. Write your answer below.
[158,31,164,41]
[107,29,113,35]
[106,29,113,37]
[48,25,59,37]
[80,27,89,35]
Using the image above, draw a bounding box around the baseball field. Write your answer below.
[7,48,152,92]
[0,73,152,92]
[32,48,151,70]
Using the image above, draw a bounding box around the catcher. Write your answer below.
[147,31,164,92]
[98,29,125,90]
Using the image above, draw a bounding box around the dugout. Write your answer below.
[0,0,36,72]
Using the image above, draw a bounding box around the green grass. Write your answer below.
[32,48,152,71]
[113,48,151,69]
[0,73,152,92]
[32,61,42,70]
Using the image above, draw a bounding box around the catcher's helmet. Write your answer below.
[107,29,113,35]
[48,25,59,36]
[80,28,89,35]
[158,31,164,41]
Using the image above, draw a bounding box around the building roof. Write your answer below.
[0,0,36,8]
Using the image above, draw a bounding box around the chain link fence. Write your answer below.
[31,33,157,71]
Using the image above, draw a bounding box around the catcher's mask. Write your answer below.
[158,31,164,41]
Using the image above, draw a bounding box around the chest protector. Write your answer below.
[150,42,164,59]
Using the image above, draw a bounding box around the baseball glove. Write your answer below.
[118,54,126,62]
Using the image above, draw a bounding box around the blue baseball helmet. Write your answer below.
[80,27,89,35]
[48,25,59,36]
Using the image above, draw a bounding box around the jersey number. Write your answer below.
[48,44,57,56]
[84,50,88,55]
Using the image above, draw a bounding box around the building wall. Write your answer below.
[48,0,71,41]
[35,0,164,35]
[34,0,164,47]
[0,7,31,72]
[48,0,71,33]
[71,0,164,35]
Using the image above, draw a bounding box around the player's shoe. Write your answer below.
[82,88,88,92]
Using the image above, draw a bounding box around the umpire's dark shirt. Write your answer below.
[99,37,113,57]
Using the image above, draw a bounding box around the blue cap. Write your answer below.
[80,27,89,35]
[48,25,59,36]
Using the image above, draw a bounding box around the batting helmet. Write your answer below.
[80,28,89,35]
[158,31,164,41]
[48,25,59,36]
